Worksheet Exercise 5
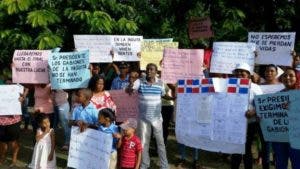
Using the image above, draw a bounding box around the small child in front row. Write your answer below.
[28,114,56,169]
[98,108,121,169]
[118,118,142,169]
[69,89,98,132]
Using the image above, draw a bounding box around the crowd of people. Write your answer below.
[0,50,300,169]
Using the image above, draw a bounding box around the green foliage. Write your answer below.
[27,9,60,27]
[35,30,63,49]
[2,0,34,14]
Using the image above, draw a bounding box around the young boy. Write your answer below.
[69,89,98,132]
[118,118,142,169]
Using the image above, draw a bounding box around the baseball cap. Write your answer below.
[233,63,252,75]
[120,118,137,130]
[119,62,129,69]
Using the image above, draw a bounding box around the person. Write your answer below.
[98,108,120,169]
[177,144,200,169]
[230,63,263,169]
[21,85,30,131]
[111,62,130,90]
[69,89,98,132]
[118,118,142,169]
[28,114,56,169]
[88,75,116,111]
[272,67,300,169]
[33,84,54,131]
[53,90,70,150]
[126,63,175,169]
[0,80,24,167]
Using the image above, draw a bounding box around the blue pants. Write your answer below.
[272,142,300,169]
[178,143,199,161]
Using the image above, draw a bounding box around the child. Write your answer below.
[118,118,142,169]
[98,108,120,169]
[69,89,98,132]
[28,114,56,169]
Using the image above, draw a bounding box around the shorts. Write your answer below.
[0,122,21,142]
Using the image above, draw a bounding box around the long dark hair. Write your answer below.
[88,74,105,92]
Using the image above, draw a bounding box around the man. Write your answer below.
[127,63,174,169]
[111,62,130,90]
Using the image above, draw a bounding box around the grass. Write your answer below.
[0,124,280,169]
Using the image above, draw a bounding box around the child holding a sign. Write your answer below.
[118,118,142,169]
[28,114,56,169]
[98,108,120,169]
[69,89,98,132]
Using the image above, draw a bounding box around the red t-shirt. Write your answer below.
[120,135,142,168]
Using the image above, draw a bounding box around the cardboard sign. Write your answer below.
[188,17,213,39]
[141,41,178,70]
[49,50,90,89]
[248,32,295,66]
[109,90,139,122]
[161,48,204,84]
[0,85,23,115]
[288,90,300,149]
[112,35,143,61]
[74,35,112,63]
[12,50,50,84]
[210,42,256,74]
[67,127,112,169]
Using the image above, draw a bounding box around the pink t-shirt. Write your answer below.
[34,84,53,114]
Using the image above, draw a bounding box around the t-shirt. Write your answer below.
[111,75,129,90]
[120,135,142,168]
[98,123,119,152]
[133,77,165,122]
[34,84,53,114]
[71,102,98,125]
[90,91,116,112]
[249,82,263,123]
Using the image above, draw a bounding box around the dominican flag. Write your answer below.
[177,79,201,93]
[227,78,250,94]
[200,78,215,93]
[177,79,185,93]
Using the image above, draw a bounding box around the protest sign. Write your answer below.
[67,127,112,169]
[112,35,143,61]
[48,50,90,89]
[74,35,112,63]
[254,92,289,142]
[141,41,178,70]
[210,42,256,74]
[259,84,285,94]
[176,78,250,154]
[161,49,204,84]
[143,38,173,42]
[188,17,213,39]
[0,85,23,115]
[12,50,50,84]
[109,90,139,122]
[248,32,295,66]
[288,90,300,149]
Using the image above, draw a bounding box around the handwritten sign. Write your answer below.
[141,42,178,70]
[254,92,289,142]
[143,38,173,42]
[112,35,143,61]
[12,50,50,84]
[161,48,204,84]
[0,85,23,115]
[74,35,112,63]
[67,127,112,169]
[48,50,90,89]
[176,78,249,154]
[210,42,256,74]
[288,90,300,149]
[248,32,295,66]
[188,17,213,39]
[109,90,138,122]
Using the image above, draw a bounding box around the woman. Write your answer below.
[272,67,300,169]
[88,75,116,112]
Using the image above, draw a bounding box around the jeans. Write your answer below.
[55,102,71,145]
[178,143,199,161]
[138,119,169,169]
[272,142,300,169]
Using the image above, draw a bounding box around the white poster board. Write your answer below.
[112,35,143,61]
[210,42,256,74]
[0,85,23,115]
[248,32,295,66]
[67,127,112,169]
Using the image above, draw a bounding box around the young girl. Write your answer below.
[28,114,56,169]
[98,108,120,169]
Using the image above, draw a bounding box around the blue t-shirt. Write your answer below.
[72,102,99,125]
[99,123,119,152]
[111,75,129,90]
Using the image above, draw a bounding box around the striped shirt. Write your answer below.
[120,135,142,168]
[133,77,165,122]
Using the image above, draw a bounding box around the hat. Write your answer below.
[120,118,137,130]
[233,63,252,75]
[119,62,129,69]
